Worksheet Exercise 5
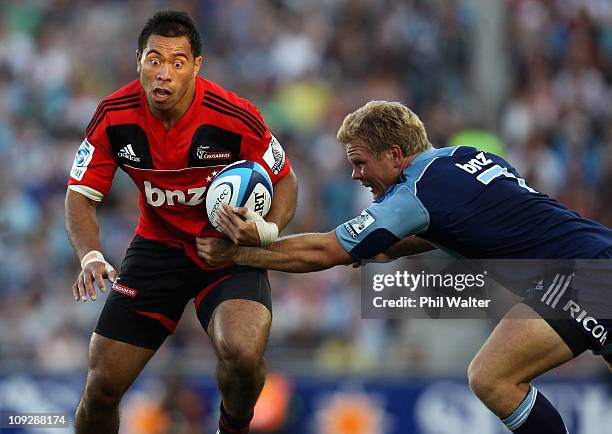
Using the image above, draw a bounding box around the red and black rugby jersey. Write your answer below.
[68,76,291,269]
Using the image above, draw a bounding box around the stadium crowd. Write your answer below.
[1,0,611,377]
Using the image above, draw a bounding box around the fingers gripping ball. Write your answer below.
[205,160,273,230]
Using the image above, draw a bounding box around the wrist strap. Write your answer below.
[243,210,279,247]
[81,250,115,274]
[81,250,105,268]
[254,220,278,247]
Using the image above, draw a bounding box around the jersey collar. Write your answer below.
[374,148,436,203]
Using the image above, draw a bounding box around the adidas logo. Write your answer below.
[540,273,573,308]
[118,144,141,162]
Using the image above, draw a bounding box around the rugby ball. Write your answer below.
[205,160,273,230]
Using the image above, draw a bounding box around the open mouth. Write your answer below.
[152,88,171,102]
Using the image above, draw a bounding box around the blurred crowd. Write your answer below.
[0,0,611,377]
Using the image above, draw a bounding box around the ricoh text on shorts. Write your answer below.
[523,247,612,361]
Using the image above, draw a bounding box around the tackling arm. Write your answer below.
[385,236,436,258]
[197,230,354,272]
[237,231,353,272]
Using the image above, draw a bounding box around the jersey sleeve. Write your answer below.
[237,102,291,184]
[67,110,117,200]
[335,185,430,260]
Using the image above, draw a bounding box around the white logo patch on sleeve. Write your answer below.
[263,134,286,175]
[344,210,376,238]
[70,139,95,181]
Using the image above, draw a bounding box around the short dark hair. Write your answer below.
[138,10,202,57]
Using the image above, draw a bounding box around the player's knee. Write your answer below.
[217,338,264,376]
[83,373,124,410]
[467,360,500,402]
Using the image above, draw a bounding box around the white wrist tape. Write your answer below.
[243,210,279,247]
[81,250,115,274]
[254,219,278,247]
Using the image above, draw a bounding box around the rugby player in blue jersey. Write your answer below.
[197,101,612,434]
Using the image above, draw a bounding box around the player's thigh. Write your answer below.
[521,257,612,370]
[96,235,198,350]
[83,333,155,402]
[470,303,574,384]
[209,299,272,359]
[195,266,272,358]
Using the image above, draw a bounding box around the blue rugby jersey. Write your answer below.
[336,146,612,260]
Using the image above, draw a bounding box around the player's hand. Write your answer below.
[72,261,117,302]
[216,203,261,246]
[196,237,238,266]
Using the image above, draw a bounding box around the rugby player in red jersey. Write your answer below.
[65,11,297,434]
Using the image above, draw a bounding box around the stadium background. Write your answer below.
[1,0,611,433]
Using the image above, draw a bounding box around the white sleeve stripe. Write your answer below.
[68,185,104,202]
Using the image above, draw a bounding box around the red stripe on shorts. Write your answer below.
[133,310,177,333]
[194,275,232,309]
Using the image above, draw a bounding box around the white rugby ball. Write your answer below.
[205,160,273,230]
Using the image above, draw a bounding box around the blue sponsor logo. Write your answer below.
[75,148,89,166]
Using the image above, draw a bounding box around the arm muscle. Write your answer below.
[236,231,353,272]
[65,189,103,261]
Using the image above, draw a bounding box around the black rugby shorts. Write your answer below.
[523,246,612,362]
[95,235,272,350]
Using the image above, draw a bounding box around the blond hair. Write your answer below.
[337,101,431,157]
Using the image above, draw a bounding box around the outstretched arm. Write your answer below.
[351,236,436,267]
[239,231,353,272]
[197,229,353,272]
[385,236,436,258]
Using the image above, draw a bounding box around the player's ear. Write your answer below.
[136,50,142,74]
[390,145,403,165]
[193,56,203,77]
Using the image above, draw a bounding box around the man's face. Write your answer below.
[346,140,399,200]
[137,34,202,114]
